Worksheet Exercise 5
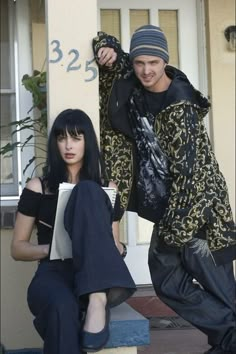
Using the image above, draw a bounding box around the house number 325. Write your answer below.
[49,39,98,82]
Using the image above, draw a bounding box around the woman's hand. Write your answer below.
[115,240,125,255]
[98,47,117,67]
[112,221,127,258]
[115,241,127,258]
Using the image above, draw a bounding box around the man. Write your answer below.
[92,25,236,354]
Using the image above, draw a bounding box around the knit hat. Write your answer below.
[129,25,169,63]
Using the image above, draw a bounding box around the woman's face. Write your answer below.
[57,130,85,169]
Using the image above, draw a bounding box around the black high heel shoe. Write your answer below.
[81,305,110,353]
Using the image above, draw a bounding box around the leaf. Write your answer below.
[11,125,35,136]
[30,161,47,178]
[33,69,41,76]
[0,142,21,154]
[23,156,36,175]
[2,70,48,180]
[0,116,31,129]
[21,135,34,150]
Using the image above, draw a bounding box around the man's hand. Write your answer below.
[98,47,117,67]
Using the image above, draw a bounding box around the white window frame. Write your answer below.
[1,0,18,196]
[1,0,35,205]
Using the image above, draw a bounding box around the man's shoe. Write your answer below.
[81,305,110,353]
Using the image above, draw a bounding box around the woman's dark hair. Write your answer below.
[45,109,102,192]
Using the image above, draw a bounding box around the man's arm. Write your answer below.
[92,32,133,211]
[159,104,234,250]
[92,31,131,74]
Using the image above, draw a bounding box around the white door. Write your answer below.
[98,0,205,284]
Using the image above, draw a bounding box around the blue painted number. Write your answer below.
[49,40,63,63]
[49,40,98,81]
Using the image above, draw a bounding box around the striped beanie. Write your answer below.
[129,25,169,63]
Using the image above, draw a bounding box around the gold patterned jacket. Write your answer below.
[93,32,236,261]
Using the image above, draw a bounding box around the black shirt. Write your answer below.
[144,89,168,117]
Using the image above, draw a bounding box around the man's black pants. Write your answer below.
[148,229,236,351]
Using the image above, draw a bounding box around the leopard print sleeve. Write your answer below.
[92,32,133,210]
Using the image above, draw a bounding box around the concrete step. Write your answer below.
[106,302,149,348]
[6,303,150,354]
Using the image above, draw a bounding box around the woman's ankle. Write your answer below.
[83,292,107,333]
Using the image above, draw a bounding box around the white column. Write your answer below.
[45,0,99,134]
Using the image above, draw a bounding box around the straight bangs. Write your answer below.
[51,109,96,144]
[53,117,85,139]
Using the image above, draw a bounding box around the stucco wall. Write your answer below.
[205,0,235,214]
[1,0,99,350]
[1,230,43,349]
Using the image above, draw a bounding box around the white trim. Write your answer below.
[149,8,158,27]
[196,0,208,96]
[120,8,130,51]
[1,0,34,202]
[14,37,22,196]
[0,0,18,196]
[15,0,34,188]
[0,197,19,204]
[0,89,15,94]
[196,0,211,136]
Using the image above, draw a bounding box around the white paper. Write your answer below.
[50,183,117,260]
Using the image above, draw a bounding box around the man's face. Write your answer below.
[133,55,166,92]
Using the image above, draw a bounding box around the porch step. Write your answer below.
[127,285,177,318]
[6,303,150,354]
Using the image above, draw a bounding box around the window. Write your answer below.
[159,10,179,68]
[1,0,34,200]
[130,9,149,36]
[0,0,18,196]
[100,9,121,41]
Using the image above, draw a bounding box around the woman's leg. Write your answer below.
[83,292,107,333]
[148,228,236,352]
[27,261,82,354]
[64,181,136,351]
[64,180,136,306]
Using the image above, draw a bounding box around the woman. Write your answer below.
[11,109,136,354]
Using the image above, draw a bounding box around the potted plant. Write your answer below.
[0,70,47,177]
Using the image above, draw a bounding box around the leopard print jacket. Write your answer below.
[93,32,236,254]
